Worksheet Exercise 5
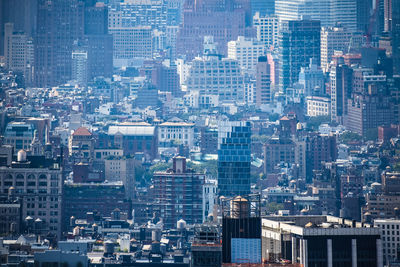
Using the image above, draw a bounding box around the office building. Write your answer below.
[68,127,95,162]
[222,195,261,264]
[321,26,354,72]
[374,219,400,265]
[104,157,136,199]
[186,51,245,104]
[275,0,356,31]
[191,224,222,267]
[153,157,204,229]
[176,0,247,59]
[330,61,353,124]
[158,118,195,148]
[227,36,266,74]
[253,13,279,49]
[63,181,130,231]
[108,0,168,30]
[35,0,85,87]
[262,215,383,266]
[107,123,157,160]
[3,122,36,152]
[263,136,295,174]
[298,58,325,96]
[363,171,400,223]
[4,23,34,82]
[71,50,88,86]
[255,56,272,106]
[0,0,37,56]
[279,19,321,92]
[346,84,394,136]
[84,2,113,80]
[250,0,274,17]
[109,26,152,67]
[218,121,251,197]
[0,150,62,239]
[306,96,331,117]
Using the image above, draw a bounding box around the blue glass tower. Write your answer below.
[218,121,251,197]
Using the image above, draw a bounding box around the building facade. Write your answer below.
[218,121,251,197]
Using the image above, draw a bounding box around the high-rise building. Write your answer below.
[262,215,383,266]
[279,19,321,92]
[71,50,88,86]
[356,0,372,33]
[222,195,261,264]
[227,36,266,74]
[391,0,400,74]
[109,26,152,67]
[218,121,251,197]
[275,0,356,31]
[250,0,274,17]
[186,44,245,104]
[374,219,400,265]
[321,26,354,72]
[0,150,63,239]
[84,2,113,81]
[253,13,279,49]
[0,0,37,56]
[34,0,85,87]
[176,0,247,59]
[3,23,34,85]
[298,58,325,96]
[153,157,204,229]
[255,56,272,106]
[329,61,353,124]
[346,84,394,136]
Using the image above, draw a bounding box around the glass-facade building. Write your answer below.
[218,121,251,197]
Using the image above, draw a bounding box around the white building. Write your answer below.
[321,26,353,72]
[71,50,88,86]
[158,117,195,147]
[186,55,245,104]
[253,13,279,49]
[306,96,331,117]
[374,219,400,265]
[104,156,136,199]
[228,36,266,73]
[202,179,217,222]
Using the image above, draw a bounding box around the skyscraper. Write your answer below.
[255,56,272,106]
[279,19,321,92]
[275,0,357,31]
[329,61,353,124]
[218,121,251,197]
[176,0,248,59]
[34,0,85,87]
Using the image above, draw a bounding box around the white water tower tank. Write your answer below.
[17,150,27,162]
[177,219,186,230]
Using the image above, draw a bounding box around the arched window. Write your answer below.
[39,174,47,180]
[27,174,35,180]
[16,174,24,180]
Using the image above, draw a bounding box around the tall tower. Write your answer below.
[34,0,85,87]
[218,121,251,197]
[279,19,321,92]
[255,56,272,106]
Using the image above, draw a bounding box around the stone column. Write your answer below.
[377,239,383,267]
[327,239,333,267]
[292,236,297,263]
[352,239,357,267]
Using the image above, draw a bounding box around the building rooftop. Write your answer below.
[108,125,155,136]
[72,127,92,136]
